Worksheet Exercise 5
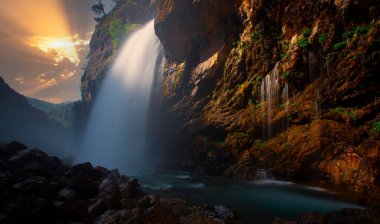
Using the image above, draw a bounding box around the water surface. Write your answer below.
[137,171,364,224]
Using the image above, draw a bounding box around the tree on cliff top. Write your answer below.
[91,0,106,22]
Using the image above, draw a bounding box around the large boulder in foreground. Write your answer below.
[0,142,235,224]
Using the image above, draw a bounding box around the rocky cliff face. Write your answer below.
[155,0,380,204]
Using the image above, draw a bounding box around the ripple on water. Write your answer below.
[304,186,335,193]
[174,175,191,179]
[186,183,206,188]
[142,183,173,190]
[253,180,294,185]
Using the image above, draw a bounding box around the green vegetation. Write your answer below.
[251,30,262,41]
[334,106,357,121]
[254,139,265,149]
[109,18,140,49]
[372,121,380,132]
[280,52,288,60]
[354,25,370,35]
[280,39,290,60]
[283,141,290,149]
[173,64,185,87]
[318,33,328,44]
[342,25,370,40]
[342,31,355,39]
[248,99,254,107]
[333,24,371,51]
[281,71,288,80]
[297,36,310,48]
[214,140,226,146]
[27,98,76,128]
[332,42,347,51]
[301,28,312,37]
[291,101,297,107]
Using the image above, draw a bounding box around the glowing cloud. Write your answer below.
[29,36,90,64]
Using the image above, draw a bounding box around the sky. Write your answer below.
[0,0,115,103]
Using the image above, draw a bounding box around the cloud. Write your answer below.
[0,0,116,103]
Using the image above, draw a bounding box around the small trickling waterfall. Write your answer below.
[308,50,317,82]
[260,62,280,140]
[75,20,162,175]
[255,168,272,180]
[282,82,289,130]
[260,62,289,140]
[309,50,321,118]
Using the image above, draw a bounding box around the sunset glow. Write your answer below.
[0,0,100,103]
[29,36,90,64]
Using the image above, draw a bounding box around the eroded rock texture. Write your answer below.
[154,0,380,206]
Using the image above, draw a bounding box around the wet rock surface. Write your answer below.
[154,0,380,209]
[275,208,380,224]
[0,142,235,224]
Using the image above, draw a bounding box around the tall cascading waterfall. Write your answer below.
[260,62,289,140]
[75,20,162,175]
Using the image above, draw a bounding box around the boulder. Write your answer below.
[55,199,88,222]
[0,141,27,158]
[214,205,234,220]
[1,198,56,224]
[99,176,121,209]
[57,187,76,200]
[326,208,374,224]
[296,212,324,224]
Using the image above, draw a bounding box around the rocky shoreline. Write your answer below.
[0,142,234,224]
[1,141,379,224]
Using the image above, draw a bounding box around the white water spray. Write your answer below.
[260,62,289,139]
[75,20,161,175]
[260,62,280,140]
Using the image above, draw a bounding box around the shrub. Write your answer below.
[318,33,328,44]
[254,139,265,149]
[343,25,370,40]
[251,30,262,41]
[282,72,289,79]
[301,28,312,37]
[354,25,370,35]
[332,42,347,51]
[334,106,357,122]
[343,31,355,39]
[297,36,310,48]
[373,121,380,132]
[280,52,288,60]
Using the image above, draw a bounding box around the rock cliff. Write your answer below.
[154,0,380,205]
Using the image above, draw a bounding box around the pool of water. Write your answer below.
[136,171,365,224]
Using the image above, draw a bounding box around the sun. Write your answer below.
[29,36,89,65]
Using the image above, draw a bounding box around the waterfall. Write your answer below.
[308,50,317,82]
[260,62,289,140]
[260,62,280,140]
[75,20,162,175]
[255,169,272,180]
